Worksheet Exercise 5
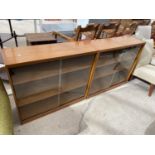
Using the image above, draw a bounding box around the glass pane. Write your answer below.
[19,95,58,120]
[89,46,140,95]
[11,60,60,115]
[90,74,113,94]
[110,46,140,86]
[60,86,85,105]
[60,54,94,105]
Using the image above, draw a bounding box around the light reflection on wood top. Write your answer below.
[1,36,145,68]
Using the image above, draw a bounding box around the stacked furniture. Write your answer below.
[96,22,120,39]
[0,78,13,134]
[110,19,151,27]
[52,21,141,43]
[53,23,100,42]
[1,36,145,124]
[110,19,151,37]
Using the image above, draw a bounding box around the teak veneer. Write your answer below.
[1,36,145,124]
[2,36,144,67]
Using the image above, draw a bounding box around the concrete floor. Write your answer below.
[3,79,155,135]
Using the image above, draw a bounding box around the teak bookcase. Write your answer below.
[1,36,145,124]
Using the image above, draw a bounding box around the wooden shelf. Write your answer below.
[20,95,84,122]
[16,68,90,106]
[19,95,59,120]
[12,56,93,86]
[17,74,88,107]
[13,56,132,86]
[17,63,129,107]
[14,75,59,99]
[18,88,59,107]
[19,86,85,121]
[18,67,127,107]
[12,61,59,85]
[2,36,144,68]
[94,68,128,80]
[60,86,85,105]
[89,69,128,95]
[97,57,133,68]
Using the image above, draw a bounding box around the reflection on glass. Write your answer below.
[60,54,94,105]
[11,54,95,120]
[11,60,60,120]
[89,46,140,95]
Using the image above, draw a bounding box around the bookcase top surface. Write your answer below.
[1,36,145,67]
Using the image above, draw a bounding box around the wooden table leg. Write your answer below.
[148,84,155,97]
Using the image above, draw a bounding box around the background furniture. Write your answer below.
[115,22,137,37]
[40,20,77,43]
[133,39,155,96]
[96,22,120,39]
[135,26,151,39]
[117,22,138,36]
[110,19,151,37]
[110,19,151,27]
[132,19,151,26]
[0,78,13,134]
[1,36,144,123]
[52,21,140,42]
[53,24,100,42]
[74,24,99,41]
[25,33,57,46]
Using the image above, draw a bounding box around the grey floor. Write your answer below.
[3,79,155,135]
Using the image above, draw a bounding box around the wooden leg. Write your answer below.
[148,84,155,97]
[129,75,135,81]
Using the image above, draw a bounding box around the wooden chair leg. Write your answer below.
[128,75,135,81]
[148,84,155,97]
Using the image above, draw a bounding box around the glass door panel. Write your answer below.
[60,54,94,105]
[19,95,58,121]
[110,46,140,86]
[89,46,140,95]
[10,60,60,120]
